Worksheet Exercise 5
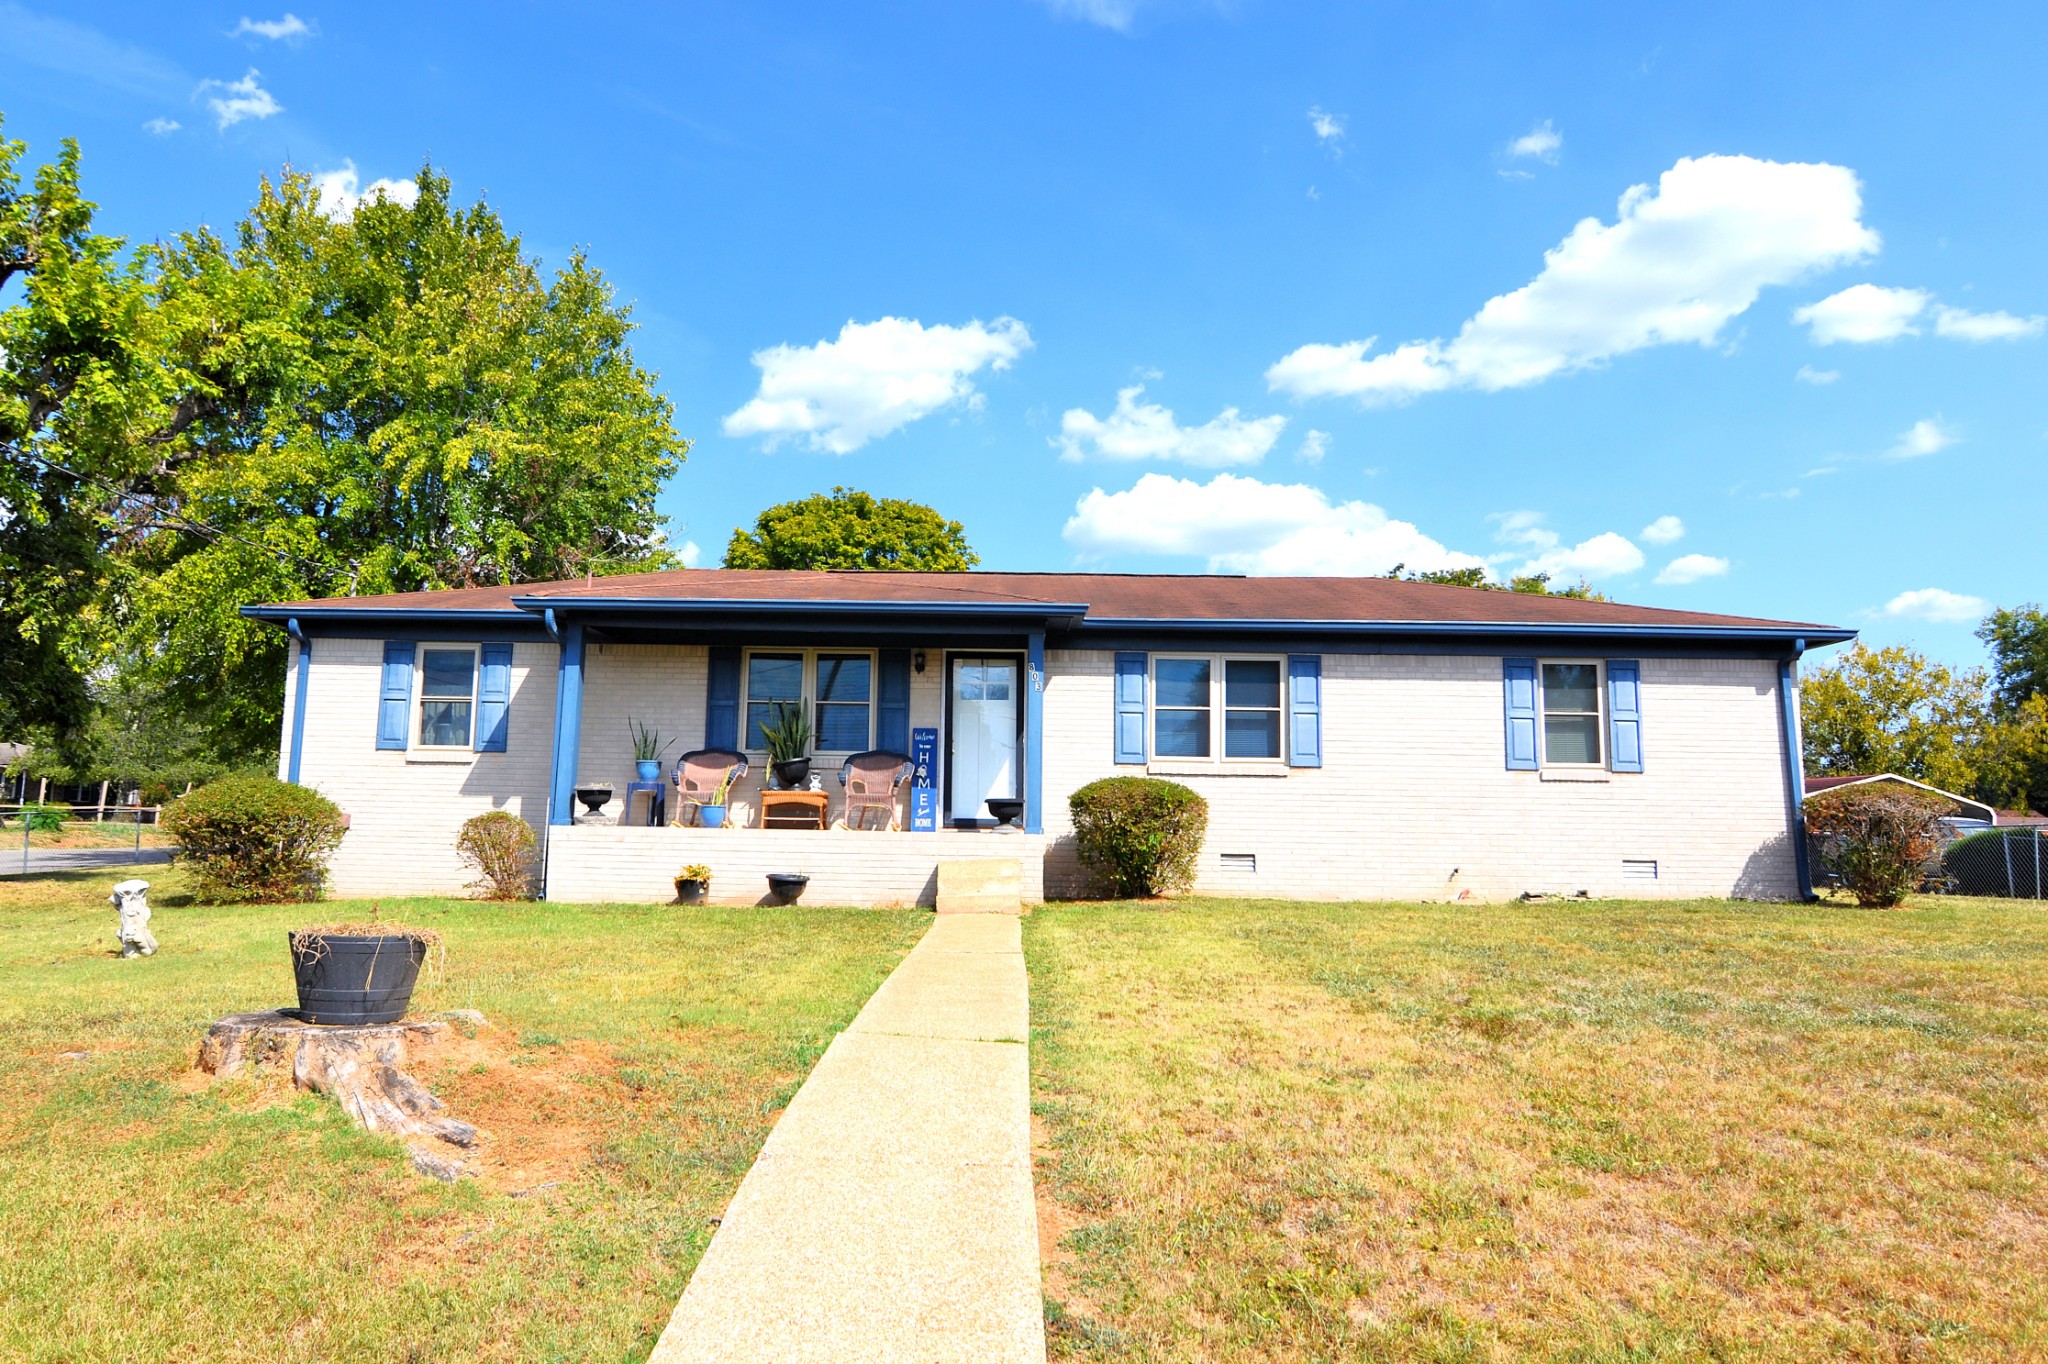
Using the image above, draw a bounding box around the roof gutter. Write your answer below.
[507,596,1091,623]
[1075,617,1856,645]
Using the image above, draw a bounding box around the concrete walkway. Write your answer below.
[647,912,1044,1363]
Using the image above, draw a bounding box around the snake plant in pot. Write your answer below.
[763,700,813,789]
[628,718,674,782]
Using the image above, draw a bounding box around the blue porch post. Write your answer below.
[1025,630,1045,835]
[547,620,587,827]
[284,618,311,785]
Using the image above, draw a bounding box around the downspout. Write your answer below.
[1025,630,1046,835]
[1780,639,1813,901]
[285,618,312,786]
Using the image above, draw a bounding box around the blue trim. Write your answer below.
[285,618,311,784]
[547,622,586,827]
[1286,654,1322,768]
[1781,647,1814,901]
[706,646,742,750]
[1075,618,1854,644]
[1503,658,1539,771]
[509,596,1089,621]
[376,641,415,751]
[877,649,912,753]
[1025,630,1045,835]
[242,606,525,624]
[1607,660,1644,774]
[1113,652,1148,764]
[475,642,513,753]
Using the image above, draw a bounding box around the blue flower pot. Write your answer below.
[636,760,662,782]
[700,804,728,828]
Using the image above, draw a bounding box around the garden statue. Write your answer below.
[109,879,157,958]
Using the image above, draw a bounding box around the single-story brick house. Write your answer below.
[242,569,1853,905]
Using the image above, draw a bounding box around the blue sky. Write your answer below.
[4,1,2044,665]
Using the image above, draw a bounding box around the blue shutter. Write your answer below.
[1114,652,1147,764]
[706,646,741,750]
[1608,660,1644,773]
[1287,655,1322,767]
[1503,657,1538,771]
[474,643,513,752]
[377,641,415,750]
[877,649,911,753]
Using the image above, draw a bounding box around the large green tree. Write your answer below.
[1800,644,1988,796]
[1977,604,2048,714]
[1,122,688,761]
[723,487,977,571]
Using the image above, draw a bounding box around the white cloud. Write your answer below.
[1296,429,1330,464]
[723,316,1032,454]
[1795,364,1840,384]
[312,161,420,219]
[1308,106,1345,153]
[1519,531,1645,583]
[1655,553,1729,585]
[1509,119,1562,163]
[1056,383,1285,468]
[231,13,311,41]
[1792,283,1930,344]
[1883,587,1989,624]
[1062,472,1486,577]
[1886,417,1958,460]
[197,68,282,129]
[1934,305,2046,342]
[1041,0,1138,30]
[1640,514,1685,545]
[142,117,180,135]
[1268,155,1878,404]
[678,540,702,569]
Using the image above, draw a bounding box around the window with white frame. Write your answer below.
[1539,661,1603,766]
[744,650,874,753]
[1152,655,1284,761]
[417,646,478,748]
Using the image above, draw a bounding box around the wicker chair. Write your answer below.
[673,749,748,826]
[838,750,913,831]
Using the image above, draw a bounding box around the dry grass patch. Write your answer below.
[1026,896,2048,1361]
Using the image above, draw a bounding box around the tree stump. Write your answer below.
[198,1010,481,1180]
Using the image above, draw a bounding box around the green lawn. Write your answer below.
[1026,896,2048,1362]
[0,868,924,1363]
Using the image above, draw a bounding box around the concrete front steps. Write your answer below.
[936,858,1023,914]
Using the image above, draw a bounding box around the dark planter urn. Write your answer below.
[767,873,810,904]
[675,877,708,905]
[575,785,614,816]
[986,798,1025,828]
[772,758,812,790]
[288,932,427,1026]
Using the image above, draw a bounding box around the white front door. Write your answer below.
[950,657,1019,821]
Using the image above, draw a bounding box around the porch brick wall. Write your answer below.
[281,637,559,898]
[1037,649,1800,902]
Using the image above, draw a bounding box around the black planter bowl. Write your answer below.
[575,785,614,816]
[771,758,812,790]
[766,873,810,904]
[288,932,428,1026]
[675,877,708,905]
[986,798,1025,827]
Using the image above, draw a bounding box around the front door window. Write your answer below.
[950,656,1019,821]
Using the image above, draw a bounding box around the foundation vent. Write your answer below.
[1622,858,1659,881]
[1220,853,1258,874]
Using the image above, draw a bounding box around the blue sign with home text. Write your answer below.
[910,727,938,832]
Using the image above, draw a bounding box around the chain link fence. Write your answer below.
[1934,826,2048,899]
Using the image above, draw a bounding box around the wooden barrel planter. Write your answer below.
[288,931,431,1025]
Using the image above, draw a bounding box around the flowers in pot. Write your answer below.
[628,718,674,782]
[762,701,812,789]
[287,911,443,1025]
[675,863,713,904]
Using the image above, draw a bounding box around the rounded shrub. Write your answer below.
[456,810,539,900]
[1804,783,1949,908]
[1068,777,1208,899]
[161,774,346,903]
[1941,828,2047,898]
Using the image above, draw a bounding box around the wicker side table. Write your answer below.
[760,789,830,830]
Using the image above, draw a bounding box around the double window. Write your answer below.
[1152,656,1284,761]
[1538,661,1603,767]
[744,650,873,753]
[416,647,479,748]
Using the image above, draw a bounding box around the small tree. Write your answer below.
[1068,777,1208,898]
[160,774,346,903]
[723,487,977,571]
[455,810,538,900]
[1803,784,1950,908]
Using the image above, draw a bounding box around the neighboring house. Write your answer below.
[1803,773,1999,829]
[242,570,1853,905]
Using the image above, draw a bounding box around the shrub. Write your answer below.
[456,810,539,900]
[1941,828,2048,898]
[1804,783,1950,907]
[6,803,69,833]
[161,774,346,903]
[1068,777,1208,898]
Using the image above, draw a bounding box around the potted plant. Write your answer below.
[287,910,442,1025]
[698,770,737,828]
[628,719,674,782]
[767,872,810,904]
[763,700,813,789]
[675,863,712,904]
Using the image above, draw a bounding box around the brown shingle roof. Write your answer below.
[250,568,1845,633]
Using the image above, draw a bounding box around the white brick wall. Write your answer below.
[285,638,558,897]
[1039,649,1799,901]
